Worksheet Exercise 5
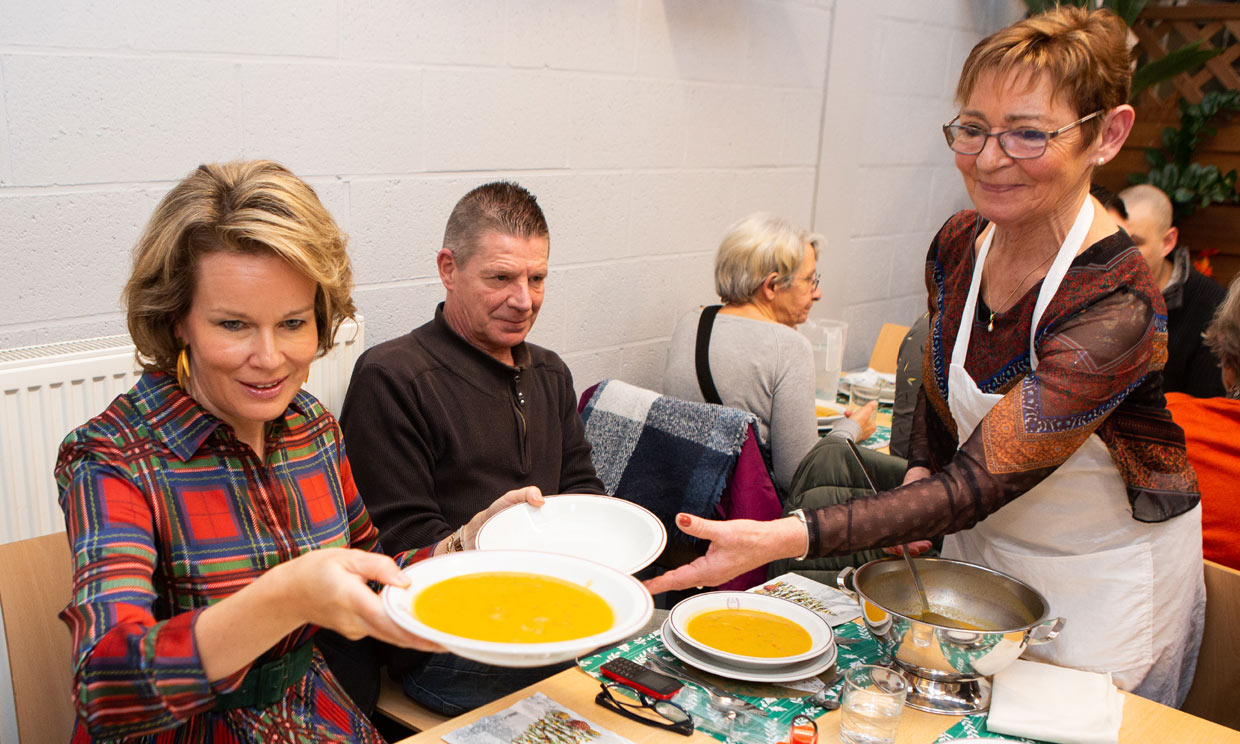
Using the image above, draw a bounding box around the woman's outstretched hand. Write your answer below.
[275,548,444,651]
[643,513,805,595]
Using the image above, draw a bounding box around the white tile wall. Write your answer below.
[0,2,1025,738]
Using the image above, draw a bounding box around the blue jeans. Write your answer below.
[400,652,573,716]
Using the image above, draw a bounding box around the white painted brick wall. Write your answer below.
[813,0,1022,368]
[0,0,1029,446]
[0,1,1024,736]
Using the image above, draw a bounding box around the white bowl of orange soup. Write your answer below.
[381,549,654,667]
[668,591,833,667]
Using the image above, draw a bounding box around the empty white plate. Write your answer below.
[476,494,667,575]
[660,619,837,684]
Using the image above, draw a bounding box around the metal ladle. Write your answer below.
[843,438,932,616]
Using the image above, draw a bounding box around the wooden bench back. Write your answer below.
[1181,559,1240,730]
[0,531,76,743]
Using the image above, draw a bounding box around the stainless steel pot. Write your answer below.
[837,557,1063,714]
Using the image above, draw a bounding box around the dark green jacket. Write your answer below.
[767,436,924,585]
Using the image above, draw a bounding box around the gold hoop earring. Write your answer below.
[177,347,191,389]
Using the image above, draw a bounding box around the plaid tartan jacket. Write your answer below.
[56,371,432,743]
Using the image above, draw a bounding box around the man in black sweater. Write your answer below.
[1118,185,1226,398]
[325,182,605,717]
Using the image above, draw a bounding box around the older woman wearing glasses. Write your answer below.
[662,212,875,492]
[648,7,1204,707]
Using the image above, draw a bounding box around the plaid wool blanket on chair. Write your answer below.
[579,379,780,566]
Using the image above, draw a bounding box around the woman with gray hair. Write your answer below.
[1165,274,1240,570]
[663,212,875,491]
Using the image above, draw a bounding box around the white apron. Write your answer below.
[941,198,1204,705]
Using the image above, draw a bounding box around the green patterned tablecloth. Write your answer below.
[577,622,885,744]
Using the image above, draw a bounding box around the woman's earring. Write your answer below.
[1097,157,1106,166]
[176,346,191,389]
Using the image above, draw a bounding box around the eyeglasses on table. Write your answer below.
[595,682,694,736]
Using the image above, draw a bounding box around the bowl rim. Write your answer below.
[475,493,667,575]
[667,590,833,666]
[660,618,839,683]
[381,549,654,656]
[851,556,1054,632]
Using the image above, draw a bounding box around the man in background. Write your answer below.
[1117,184,1225,398]
[340,181,605,716]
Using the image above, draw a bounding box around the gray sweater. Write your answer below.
[663,308,857,490]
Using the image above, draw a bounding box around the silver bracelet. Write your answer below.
[790,509,811,561]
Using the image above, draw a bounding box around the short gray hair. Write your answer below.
[713,213,821,304]
[442,181,549,266]
[1206,274,1240,375]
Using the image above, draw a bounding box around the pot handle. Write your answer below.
[1028,616,1065,645]
[836,567,857,598]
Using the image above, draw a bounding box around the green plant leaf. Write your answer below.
[1130,43,1226,102]
[1112,0,1148,27]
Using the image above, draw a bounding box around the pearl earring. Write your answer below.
[1097,157,1105,166]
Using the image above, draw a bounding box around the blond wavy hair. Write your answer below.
[124,160,355,374]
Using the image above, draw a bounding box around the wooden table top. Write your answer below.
[394,664,1240,744]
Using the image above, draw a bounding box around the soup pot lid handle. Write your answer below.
[835,567,857,598]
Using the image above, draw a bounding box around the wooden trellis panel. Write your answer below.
[1130,4,1240,117]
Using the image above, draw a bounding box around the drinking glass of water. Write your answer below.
[839,664,908,744]
[849,383,881,409]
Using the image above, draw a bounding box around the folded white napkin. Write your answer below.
[986,660,1124,744]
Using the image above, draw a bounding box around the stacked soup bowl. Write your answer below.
[662,591,837,684]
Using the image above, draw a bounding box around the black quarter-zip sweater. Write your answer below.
[340,303,604,555]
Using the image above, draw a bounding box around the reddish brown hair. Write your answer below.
[956,5,1131,145]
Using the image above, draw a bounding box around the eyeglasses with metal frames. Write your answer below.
[595,682,694,736]
[942,110,1104,159]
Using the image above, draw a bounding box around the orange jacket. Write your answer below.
[1166,392,1240,570]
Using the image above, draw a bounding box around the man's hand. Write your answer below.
[461,486,546,550]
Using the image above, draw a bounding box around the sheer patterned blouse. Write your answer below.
[805,210,1199,557]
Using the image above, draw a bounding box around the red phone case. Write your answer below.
[600,659,682,701]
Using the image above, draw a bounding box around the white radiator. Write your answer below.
[0,316,364,545]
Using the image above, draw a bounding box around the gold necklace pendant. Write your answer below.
[987,310,995,332]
